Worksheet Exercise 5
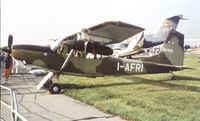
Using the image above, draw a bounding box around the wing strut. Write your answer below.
[59,49,74,72]
[37,49,75,93]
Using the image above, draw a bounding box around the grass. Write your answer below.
[59,54,200,121]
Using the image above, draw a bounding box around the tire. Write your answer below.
[171,76,176,80]
[49,83,61,94]
[43,79,53,88]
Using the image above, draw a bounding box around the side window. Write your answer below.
[73,50,84,58]
[86,53,102,59]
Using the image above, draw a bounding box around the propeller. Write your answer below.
[4,35,13,70]
[0,35,14,79]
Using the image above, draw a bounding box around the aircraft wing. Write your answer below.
[63,21,144,44]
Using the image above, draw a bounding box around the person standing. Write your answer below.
[0,51,6,80]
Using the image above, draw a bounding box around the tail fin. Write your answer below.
[161,15,186,30]
[154,15,186,39]
[143,30,184,66]
[157,30,184,66]
[143,15,186,49]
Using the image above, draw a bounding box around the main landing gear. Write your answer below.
[43,79,61,94]
[39,78,62,94]
[49,83,61,94]
[37,72,62,94]
[37,49,75,94]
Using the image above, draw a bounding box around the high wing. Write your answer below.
[63,21,144,44]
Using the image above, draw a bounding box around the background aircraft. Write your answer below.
[1,20,187,94]
[110,15,187,58]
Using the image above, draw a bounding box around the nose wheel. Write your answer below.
[48,83,61,94]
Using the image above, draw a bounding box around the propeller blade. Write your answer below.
[8,34,13,50]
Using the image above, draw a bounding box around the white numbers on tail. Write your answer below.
[161,47,174,53]
[117,62,144,73]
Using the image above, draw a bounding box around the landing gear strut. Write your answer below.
[43,79,53,88]
[37,49,75,94]
[169,71,176,80]
[37,72,62,94]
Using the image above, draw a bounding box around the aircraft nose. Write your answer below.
[10,45,26,61]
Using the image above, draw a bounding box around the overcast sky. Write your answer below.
[1,0,200,46]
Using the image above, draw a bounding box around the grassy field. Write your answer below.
[59,54,200,121]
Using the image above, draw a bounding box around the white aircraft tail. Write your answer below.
[154,15,186,39]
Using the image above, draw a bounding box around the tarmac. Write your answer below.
[0,74,126,121]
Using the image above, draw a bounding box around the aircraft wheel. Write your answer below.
[171,76,176,80]
[43,79,53,88]
[49,83,61,94]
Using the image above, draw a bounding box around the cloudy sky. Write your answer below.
[1,0,200,46]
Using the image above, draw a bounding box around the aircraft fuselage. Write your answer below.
[11,45,181,77]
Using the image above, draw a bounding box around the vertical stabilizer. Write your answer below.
[155,15,186,38]
[143,15,186,48]
[143,30,184,66]
[160,15,186,30]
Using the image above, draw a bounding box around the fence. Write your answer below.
[0,85,28,121]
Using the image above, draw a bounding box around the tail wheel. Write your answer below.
[49,83,61,94]
[171,76,177,80]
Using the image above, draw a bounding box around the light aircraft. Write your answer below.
[109,15,187,58]
[1,19,188,94]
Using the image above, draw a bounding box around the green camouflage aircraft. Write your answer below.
[1,21,187,94]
